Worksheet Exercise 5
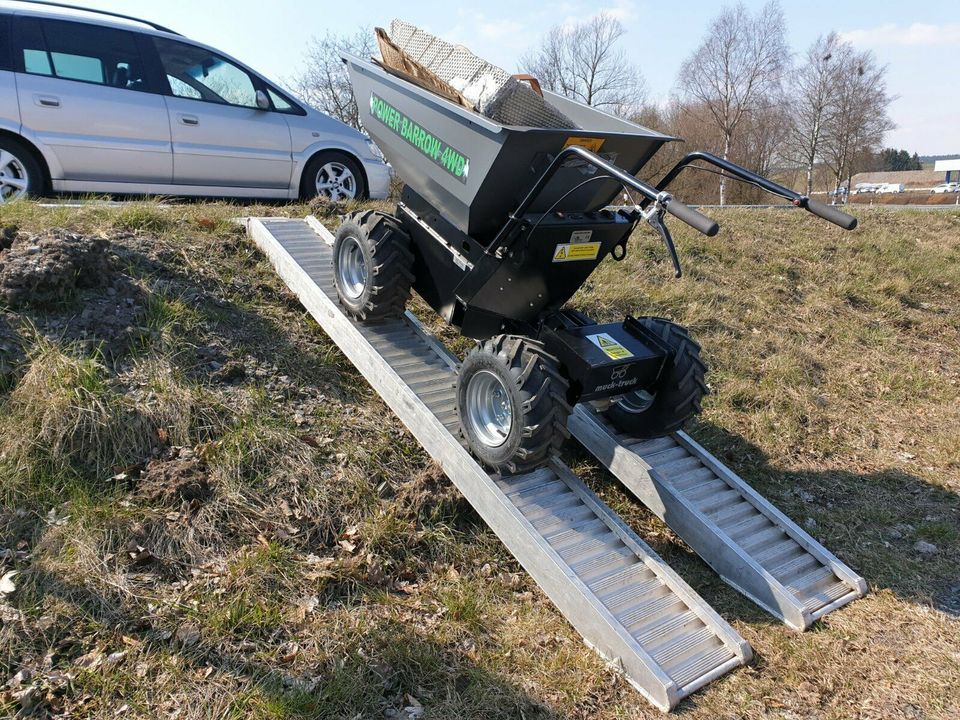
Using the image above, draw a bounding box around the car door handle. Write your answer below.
[34,94,60,108]
[178,114,199,126]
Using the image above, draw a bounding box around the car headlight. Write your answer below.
[365,138,385,161]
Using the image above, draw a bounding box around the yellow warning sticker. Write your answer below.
[588,333,634,360]
[563,136,605,153]
[553,242,601,262]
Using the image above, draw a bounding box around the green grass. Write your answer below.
[0,200,958,720]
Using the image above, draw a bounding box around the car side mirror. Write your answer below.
[255,90,270,111]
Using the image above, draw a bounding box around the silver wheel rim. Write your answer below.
[617,390,655,414]
[465,370,513,448]
[315,161,357,201]
[336,235,367,300]
[0,150,29,204]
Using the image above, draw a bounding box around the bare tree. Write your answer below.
[785,33,848,195]
[734,102,791,202]
[289,28,375,130]
[676,2,788,205]
[821,50,893,195]
[520,13,646,117]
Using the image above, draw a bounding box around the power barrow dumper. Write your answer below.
[332,53,858,474]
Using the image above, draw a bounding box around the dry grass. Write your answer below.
[0,200,958,719]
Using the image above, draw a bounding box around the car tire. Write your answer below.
[300,151,367,202]
[0,137,43,203]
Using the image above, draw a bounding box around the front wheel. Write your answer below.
[605,317,708,438]
[0,138,43,204]
[300,151,367,202]
[332,211,413,322]
[457,336,571,474]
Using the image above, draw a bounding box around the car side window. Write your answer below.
[17,17,146,90]
[16,18,51,75]
[154,37,259,109]
[167,74,201,99]
[267,88,292,111]
[0,15,12,72]
[262,86,304,115]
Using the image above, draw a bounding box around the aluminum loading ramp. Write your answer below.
[246,217,750,712]
[569,406,867,630]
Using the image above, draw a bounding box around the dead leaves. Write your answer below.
[125,541,155,568]
[2,644,137,718]
[0,570,18,596]
[338,524,361,554]
[175,624,201,647]
[338,538,357,554]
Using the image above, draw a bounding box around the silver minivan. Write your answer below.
[0,2,391,202]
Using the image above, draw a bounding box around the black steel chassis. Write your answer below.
[393,145,857,407]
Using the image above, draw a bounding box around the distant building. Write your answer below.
[934,158,960,183]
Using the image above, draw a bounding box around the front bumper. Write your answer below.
[363,159,393,200]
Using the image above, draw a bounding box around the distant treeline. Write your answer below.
[919,154,960,164]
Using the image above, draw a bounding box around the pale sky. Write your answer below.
[6,0,958,154]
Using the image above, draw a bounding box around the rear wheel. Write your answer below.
[0,138,42,204]
[457,336,571,474]
[301,151,366,201]
[332,211,414,321]
[605,317,707,438]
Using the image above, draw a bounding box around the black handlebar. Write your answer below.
[491,145,721,250]
[664,197,720,237]
[655,151,858,231]
[803,198,858,230]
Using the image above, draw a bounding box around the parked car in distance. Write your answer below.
[875,183,905,194]
[930,182,959,194]
[853,183,880,194]
[0,2,391,203]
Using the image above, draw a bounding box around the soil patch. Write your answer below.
[136,447,213,507]
[0,229,110,308]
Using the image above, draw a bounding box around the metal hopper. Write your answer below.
[342,52,673,242]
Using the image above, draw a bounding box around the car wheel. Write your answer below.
[0,138,42,204]
[301,151,367,202]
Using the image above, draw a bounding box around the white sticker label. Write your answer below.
[570,230,593,244]
[553,242,601,262]
[587,333,634,360]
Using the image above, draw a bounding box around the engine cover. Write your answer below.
[541,317,669,402]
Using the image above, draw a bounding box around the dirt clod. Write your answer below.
[0,229,110,308]
[0,225,17,251]
[211,360,247,384]
[137,447,212,506]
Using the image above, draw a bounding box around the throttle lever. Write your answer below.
[640,193,682,278]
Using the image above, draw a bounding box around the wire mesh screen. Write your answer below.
[387,19,577,129]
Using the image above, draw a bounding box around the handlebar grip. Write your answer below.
[805,199,858,230]
[665,198,720,237]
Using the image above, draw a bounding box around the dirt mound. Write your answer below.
[0,225,16,251]
[136,447,213,507]
[0,229,110,308]
[0,229,152,361]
